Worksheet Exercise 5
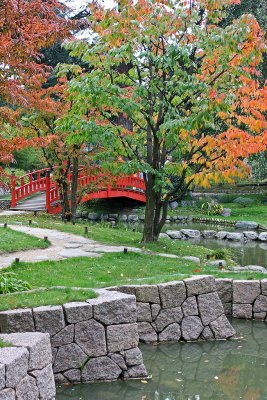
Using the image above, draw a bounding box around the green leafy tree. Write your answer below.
[60,0,267,242]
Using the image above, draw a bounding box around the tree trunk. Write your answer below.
[60,178,71,220]
[70,156,79,222]
[142,173,156,242]
[154,200,168,240]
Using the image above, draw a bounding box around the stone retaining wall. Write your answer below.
[116,276,235,342]
[76,211,238,227]
[1,276,265,398]
[0,278,236,387]
[76,211,193,224]
[216,278,267,321]
[0,332,55,399]
[2,275,256,394]
[0,290,147,385]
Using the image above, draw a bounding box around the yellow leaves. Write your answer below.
[199,176,211,188]
[179,129,190,140]
[237,115,267,133]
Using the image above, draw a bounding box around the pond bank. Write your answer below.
[0,277,235,392]
[1,277,267,398]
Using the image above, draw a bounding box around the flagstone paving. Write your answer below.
[0,225,181,269]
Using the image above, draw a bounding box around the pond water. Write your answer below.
[57,319,267,400]
[161,223,267,267]
[122,221,267,266]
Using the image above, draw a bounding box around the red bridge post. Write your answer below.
[11,171,17,208]
[45,170,51,213]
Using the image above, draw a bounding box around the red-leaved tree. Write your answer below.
[0,0,70,168]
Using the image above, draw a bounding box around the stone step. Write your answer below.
[10,207,46,211]
[11,193,46,211]
[13,202,46,208]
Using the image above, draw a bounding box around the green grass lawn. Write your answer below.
[0,227,50,254]
[0,214,222,261]
[5,252,266,291]
[222,204,267,226]
[168,204,267,227]
[0,287,97,311]
[0,208,266,310]
[0,338,12,347]
[5,253,194,289]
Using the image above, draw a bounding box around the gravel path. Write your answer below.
[0,225,180,269]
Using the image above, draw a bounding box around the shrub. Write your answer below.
[213,249,233,260]
[218,194,238,204]
[201,201,223,216]
[0,272,31,294]
[233,197,254,207]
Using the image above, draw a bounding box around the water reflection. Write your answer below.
[193,238,267,267]
[57,319,267,400]
[160,223,267,267]
[161,222,267,267]
[109,221,267,266]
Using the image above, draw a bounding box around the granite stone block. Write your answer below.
[90,290,137,325]
[75,319,106,357]
[82,357,122,382]
[198,292,224,325]
[63,302,93,324]
[184,276,215,296]
[51,325,74,348]
[107,324,139,353]
[233,281,261,304]
[0,347,29,388]
[232,303,253,319]
[53,343,87,373]
[33,306,65,336]
[158,281,186,308]
[137,303,152,322]
[0,332,51,371]
[0,309,35,334]
[158,323,181,342]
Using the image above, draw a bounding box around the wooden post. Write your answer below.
[11,170,17,207]
[45,170,51,213]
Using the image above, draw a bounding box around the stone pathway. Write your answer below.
[0,225,185,269]
[0,210,28,216]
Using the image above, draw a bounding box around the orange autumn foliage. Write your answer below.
[0,0,71,166]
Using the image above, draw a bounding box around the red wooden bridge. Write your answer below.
[10,167,146,213]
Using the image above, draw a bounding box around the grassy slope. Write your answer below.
[0,227,50,254]
[5,252,267,291]
[0,288,97,312]
[0,207,266,310]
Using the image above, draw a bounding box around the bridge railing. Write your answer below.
[11,168,146,212]
[11,168,51,208]
[116,176,146,191]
